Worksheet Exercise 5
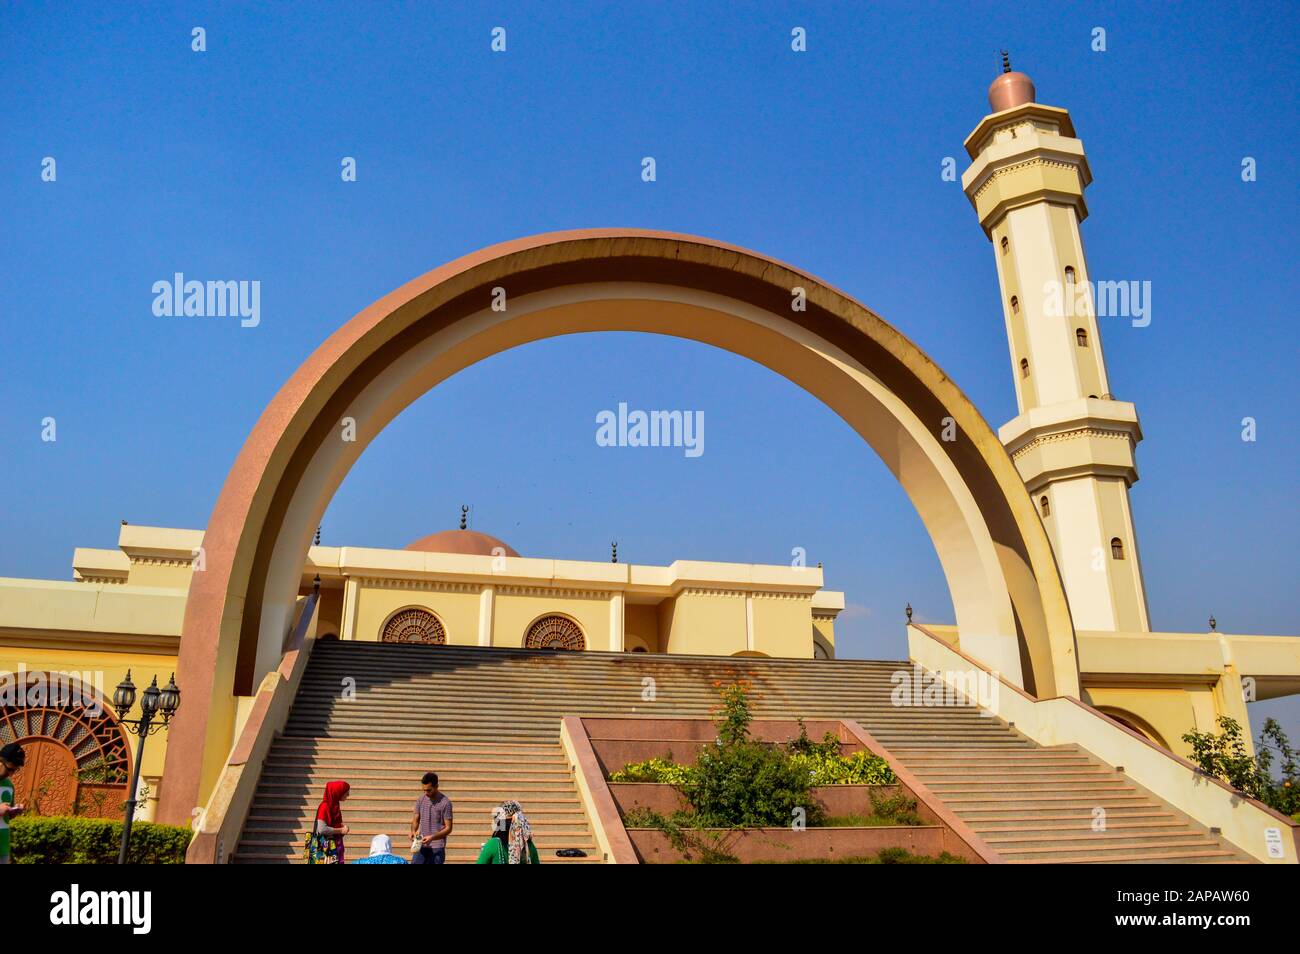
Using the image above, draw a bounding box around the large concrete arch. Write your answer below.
[157,229,1079,823]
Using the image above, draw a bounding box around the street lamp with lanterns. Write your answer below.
[112,670,181,864]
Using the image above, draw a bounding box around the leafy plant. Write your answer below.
[621,808,741,864]
[868,789,922,826]
[687,735,823,827]
[712,679,754,746]
[789,749,896,785]
[10,815,192,864]
[610,758,696,786]
[1182,716,1300,816]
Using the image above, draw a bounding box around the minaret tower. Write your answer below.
[961,55,1150,632]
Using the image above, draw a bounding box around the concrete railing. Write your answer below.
[908,622,1299,865]
[186,591,320,864]
[560,716,639,863]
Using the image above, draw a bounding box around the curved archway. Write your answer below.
[158,229,1078,823]
[1097,706,1168,749]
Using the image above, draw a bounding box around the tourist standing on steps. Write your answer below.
[0,743,27,865]
[411,771,453,864]
[475,799,539,864]
[313,779,351,863]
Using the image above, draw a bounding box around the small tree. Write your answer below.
[1182,716,1300,817]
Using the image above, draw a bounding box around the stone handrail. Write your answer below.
[908,622,1299,864]
[838,719,1002,863]
[560,716,639,864]
[186,590,320,863]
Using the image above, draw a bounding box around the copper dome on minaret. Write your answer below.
[988,51,1035,112]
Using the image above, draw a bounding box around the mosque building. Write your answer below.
[1,58,1295,862]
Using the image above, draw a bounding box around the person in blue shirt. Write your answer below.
[352,833,408,864]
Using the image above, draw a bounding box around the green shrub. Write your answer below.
[609,757,696,786]
[1182,716,1300,816]
[10,815,192,864]
[687,738,823,828]
[868,790,922,826]
[789,749,896,785]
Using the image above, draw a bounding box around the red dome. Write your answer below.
[404,529,519,558]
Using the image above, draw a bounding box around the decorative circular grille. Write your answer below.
[381,608,447,644]
[0,674,131,817]
[524,615,585,651]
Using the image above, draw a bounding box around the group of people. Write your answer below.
[311,771,538,865]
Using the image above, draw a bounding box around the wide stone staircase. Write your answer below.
[232,641,1251,863]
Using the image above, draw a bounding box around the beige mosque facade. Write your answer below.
[0,62,1297,858]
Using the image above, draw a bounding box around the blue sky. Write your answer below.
[1,2,1296,732]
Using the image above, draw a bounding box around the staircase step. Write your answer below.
[231,642,1249,865]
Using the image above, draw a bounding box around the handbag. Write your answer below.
[304,816,340,865]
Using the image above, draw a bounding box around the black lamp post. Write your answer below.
[113,670,181,864]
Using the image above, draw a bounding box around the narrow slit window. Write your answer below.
[1000,236,1009,254]
[1020,358,1030,378]
[1040,496,1050,517]
[1076,327,1088,347]
[1010,296,1019,315]
[1064,266,1076,284]
[1111,537,1125,560]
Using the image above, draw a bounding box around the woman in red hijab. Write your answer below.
[314,780,351,863]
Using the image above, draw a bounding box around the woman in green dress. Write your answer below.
[476,799,539,864]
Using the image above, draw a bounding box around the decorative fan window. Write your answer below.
[524,615,585,651]
[0,674,131,818]
[381,608,447,644]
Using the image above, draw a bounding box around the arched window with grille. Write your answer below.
[524,614,585,651]
[381,608,447,644]
[1040,496,1050,517]
[1064,266,1076,284]
[0,673,132,818]
[1111,537,1125,560]
[1076,327,1088,347]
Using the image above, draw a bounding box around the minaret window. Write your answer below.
[1020,358,1029,378]
[1064,266,1076,284]
[1111,538,1125,560]
[1000,236,1009,255]
[1010,296,1019,314]
[1076,328,1088,347]
[1040,496,1050,517]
